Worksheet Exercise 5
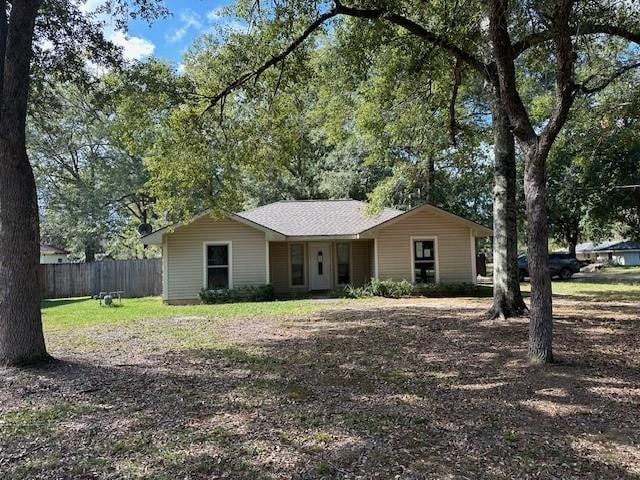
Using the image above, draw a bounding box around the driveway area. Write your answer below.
[1,295,639,479]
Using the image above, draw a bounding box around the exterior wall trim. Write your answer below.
[202,241,233,289]
[265,240,270,284]
[470,229,477,284]
[373,237,379,279]
[162,235,169,300]
[409,235,440,283]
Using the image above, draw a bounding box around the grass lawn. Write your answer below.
[41,296,322,331]
[2,293,640,479]
[602,265,640,275]
[520,278,640,302]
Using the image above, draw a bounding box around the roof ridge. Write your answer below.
[275,198,358,203]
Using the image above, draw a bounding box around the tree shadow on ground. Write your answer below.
[1,300,639,479]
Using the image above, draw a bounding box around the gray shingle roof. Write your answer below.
[236,200,404,236]
[576,239,640,252]
[40,244,69,254]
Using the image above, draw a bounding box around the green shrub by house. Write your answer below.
[332,280,492,299]
[199,284,275,304]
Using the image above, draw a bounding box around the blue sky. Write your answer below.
[84,0,240,65]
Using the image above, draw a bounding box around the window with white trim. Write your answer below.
[413,240,436,283]
[206,244,229,289]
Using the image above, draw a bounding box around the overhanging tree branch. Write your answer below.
[513,23,640,58]
[577,61,640,95]
[203,6,341,112]
[204,1,489,112]
[333,1,486,74]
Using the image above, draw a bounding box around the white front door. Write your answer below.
[308,243,332,290]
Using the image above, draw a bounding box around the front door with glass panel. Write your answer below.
[413,239,436,283]
[308,243,332,290]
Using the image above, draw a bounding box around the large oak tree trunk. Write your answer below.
[487,93,527,319]
[0,0,50,366]
[524,145,553,362]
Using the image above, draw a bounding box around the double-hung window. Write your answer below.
[413,239,436,283]
[206,243,230,289]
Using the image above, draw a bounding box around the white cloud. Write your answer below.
[166,9,203,44]
[181,10,203,29]
[77,0,155,61]
[110,31,155,60]
[206,6,248,34]
[167,26,188,43]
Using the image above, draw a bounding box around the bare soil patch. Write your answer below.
[1,296,639,479]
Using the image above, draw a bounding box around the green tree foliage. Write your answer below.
[140,25,493,225]
[546,71,640,248]
[29,81,157,260]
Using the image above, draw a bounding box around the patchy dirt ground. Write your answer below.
[1,296,639,479]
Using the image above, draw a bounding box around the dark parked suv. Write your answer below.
[518,253,580,281]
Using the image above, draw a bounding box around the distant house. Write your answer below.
[141,200,492,304]
[576,239,640,266]
[40,244,70,264]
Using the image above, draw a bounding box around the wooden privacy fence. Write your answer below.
[40,259,162,299]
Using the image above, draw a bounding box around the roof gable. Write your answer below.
[358,203,493,237]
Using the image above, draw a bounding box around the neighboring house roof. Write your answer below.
[40,244,69,255]
[141,199,493,245]
[576,239,640,253]
[237,200,403,236]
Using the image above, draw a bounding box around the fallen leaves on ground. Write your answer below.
[1,296,639,479]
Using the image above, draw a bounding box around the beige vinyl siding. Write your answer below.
[166,215,267,301]
[376,208,474,283]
